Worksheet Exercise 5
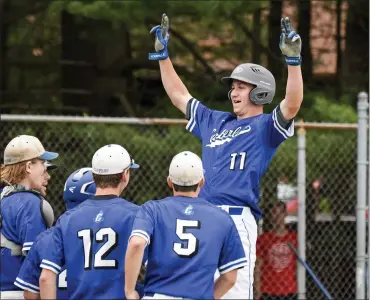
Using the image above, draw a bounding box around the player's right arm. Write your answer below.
[149,14,192,114]
[159,58,192,114]
[149,14,217,141]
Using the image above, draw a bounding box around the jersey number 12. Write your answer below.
[78,227,118,270]
[230,152,247,170]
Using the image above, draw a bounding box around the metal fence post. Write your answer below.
[297,126,306,300]
[368,90,370,300]
[357,91,369,300]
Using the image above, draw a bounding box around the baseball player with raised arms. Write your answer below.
[148,14,303,299]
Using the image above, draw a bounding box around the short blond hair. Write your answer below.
[0,159,37,185]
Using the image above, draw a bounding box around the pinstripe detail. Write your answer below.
[242,218,252,300]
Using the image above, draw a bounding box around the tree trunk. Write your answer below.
[335,0,343,101]
[344,0,369,90]
[298,0,313,81]
[268,0,283,78]
[252,8,261,65]
[0,0,10,104]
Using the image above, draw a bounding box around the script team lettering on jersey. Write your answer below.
[186,98,294,219]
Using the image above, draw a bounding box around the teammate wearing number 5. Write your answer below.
[125,151,247,299]
[149,14,303,299]
[39,144,144,299]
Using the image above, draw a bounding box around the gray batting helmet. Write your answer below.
[221,63,276,105]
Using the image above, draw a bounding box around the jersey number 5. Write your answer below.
[173,219,200,258]
[78,227,118,270]
[230,152,247,170]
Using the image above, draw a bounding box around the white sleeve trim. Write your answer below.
[185,99,200,132]
[14,281,39,294]
[40,264,60,275]
[15,277,39,292]
[40,259,61,274]
[130,230,150,246]
[22,242,33,254]
[22,247,31,255]
[219,260,248,275]
[219,257,247,271]
[272,108,294,139]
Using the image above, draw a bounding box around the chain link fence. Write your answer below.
[0,115,363,299]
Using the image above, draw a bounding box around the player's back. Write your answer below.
[137,196,244,299]
[59,195,139,299]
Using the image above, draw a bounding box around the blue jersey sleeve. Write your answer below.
[266,105,295,148]
[40,224,64,274]
[14,242,41,294]
[130,202,155,246]
[17,194,47,254]
[218,218,247,274]
[185,98,214,141]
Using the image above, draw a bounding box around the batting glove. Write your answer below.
[279,17,302,66]
[148,13,170,61]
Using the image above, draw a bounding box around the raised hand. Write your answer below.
[279,17,302,66]
[148,13,170,60]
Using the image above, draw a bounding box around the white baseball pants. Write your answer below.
[216,205,257,299]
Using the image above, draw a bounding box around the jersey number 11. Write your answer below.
[230,152,247,170]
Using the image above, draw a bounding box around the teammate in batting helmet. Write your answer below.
[63,167,96,210]
[221,63,276,105]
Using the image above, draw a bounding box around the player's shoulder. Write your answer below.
[5,190,41,203]
[140,199,163,212]
[33,227,55,246]
[117,197,140,212]
[56,205,81,224]
[191,98,231,118]
[9,191,42,212]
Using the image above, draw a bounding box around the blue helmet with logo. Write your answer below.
[63,167,96,210]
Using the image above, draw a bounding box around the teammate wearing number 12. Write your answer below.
[149,14,304,299]
[39,144,143,299]
[125,151,247,299]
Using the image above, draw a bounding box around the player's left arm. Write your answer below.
[279,17,303,121]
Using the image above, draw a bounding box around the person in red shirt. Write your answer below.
[255,201,298,300]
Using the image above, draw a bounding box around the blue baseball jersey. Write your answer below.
[131,196,247,299]
[41,195,143,299]
[186,99,294,219]
[14,227,68,299]
[0,191,47,291]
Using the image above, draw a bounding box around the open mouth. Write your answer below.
[233,100,241,104]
